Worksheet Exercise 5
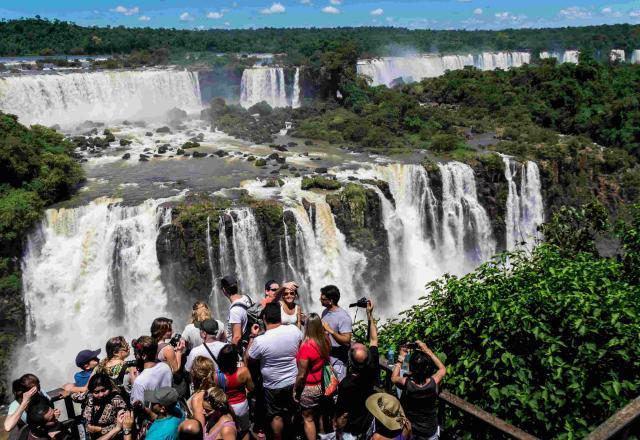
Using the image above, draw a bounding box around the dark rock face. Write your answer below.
[326,184,390,307]
[469,156,509,251]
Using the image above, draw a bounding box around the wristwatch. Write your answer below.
[122,429,132,435]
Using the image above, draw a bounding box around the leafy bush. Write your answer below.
[430,133,464,152]
[378,206,640,439]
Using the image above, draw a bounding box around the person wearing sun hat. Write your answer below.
[365,393,412,440]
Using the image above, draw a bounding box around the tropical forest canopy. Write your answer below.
[1,18,640,58]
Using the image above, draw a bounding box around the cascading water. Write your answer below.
[240,67,290,108]
[291,68,301,109]
[206,216,223,316]
[502,156,545,251]
[357,52,530,86]
[0,69,202,126]
[610,49,626,62]
[219,208,269,296]
[539,50,580,64]
[17,198,171,389]
[632,50,640,64]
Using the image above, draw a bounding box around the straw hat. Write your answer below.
[365,393,407,432]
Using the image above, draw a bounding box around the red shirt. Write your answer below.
[296,339,328,385]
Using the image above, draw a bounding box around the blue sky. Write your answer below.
[2,0,640,30]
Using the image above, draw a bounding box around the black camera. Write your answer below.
[349,297,369,308]
[403,342,419,350]
[169,333,182,347]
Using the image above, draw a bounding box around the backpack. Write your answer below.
[229,296,263,346]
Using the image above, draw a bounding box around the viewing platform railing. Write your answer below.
[377,359,640,440]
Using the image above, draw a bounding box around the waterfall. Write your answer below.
[632,50,640,64]
[502,156,545,251]
[357,52,530,86]
[610,49,625,62]
[206,216,222,316]
[0,69,202,127]
[218,208,268,296]
[17,198,171,389]
[540,50,580,64]
[437,162,496,265]
[291,68,301,109]
[240,67,290,108]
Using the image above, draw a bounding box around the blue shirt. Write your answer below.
[74,369,93,386]
[145,409,185,440]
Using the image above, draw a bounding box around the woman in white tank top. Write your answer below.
[278,284,302,328]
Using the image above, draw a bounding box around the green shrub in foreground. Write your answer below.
[379,243,640,439]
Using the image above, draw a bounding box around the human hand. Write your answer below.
[21,386,38,406]
[129,368,139,383]
[322,321,333,335]
[292,388,300,403]
[53,408,61,419]
[116,411,125,429]
[123,410,134,429]
[416,341,430,352]
[176,339,186,353]
[366,299,374,315]
[251,324,261,337]
[282,281,298,291]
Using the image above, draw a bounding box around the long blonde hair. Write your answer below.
[191,301,211,324]
[191,356,215,391]
[304,313,330,359]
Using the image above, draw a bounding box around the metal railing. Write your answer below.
[379,359,640,440]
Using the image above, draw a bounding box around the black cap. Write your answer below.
[75,349,101,368]
[196,318,219,335]
[220,275,238,288]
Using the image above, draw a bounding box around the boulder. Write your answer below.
[156,126,171,134]
[122,153,131,160]
[166,107,188,124]
[192,151,207,158]
[139,154,149,162]
[145,132,153,137]
[119,139,132,147]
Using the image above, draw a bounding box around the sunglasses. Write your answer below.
[268,288,278,292]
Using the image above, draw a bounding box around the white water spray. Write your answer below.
[0,69,202,126]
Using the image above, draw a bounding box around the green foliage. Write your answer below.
[429,133,464,152]
[301,176,342,191]
[541,201,609,257]
[1,18,638,60]
[379,241,640,439]
[0,188,44,243]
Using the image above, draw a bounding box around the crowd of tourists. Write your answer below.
[3,275,447,440]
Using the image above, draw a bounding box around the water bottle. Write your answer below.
[387,348,395,365]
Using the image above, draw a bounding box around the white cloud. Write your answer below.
[330,0,342,4]
[601,7,612,14]
[224,21,231,26]
[138,15,151,21]
[630,9,640,17]
[386,16,394,22]
[558,6,592,20]
[207,11,224,19]
[370,8,383,16]
[260,2,286,14]
[322,5,340,13]
[111,5,139,16]
[180,12,194,21]
[494,11,527,22]
[473,7,483,15]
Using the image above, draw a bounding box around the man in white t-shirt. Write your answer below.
[185,319,227,372]
[221,275,253,348]
[246,302,302,440]
[130,336,173,405]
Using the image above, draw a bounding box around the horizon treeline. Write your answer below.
[1,17,640,58]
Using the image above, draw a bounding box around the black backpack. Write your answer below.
[229,296,263,346]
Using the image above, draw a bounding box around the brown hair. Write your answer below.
[202,387,233,417]
[150,317,173,341]
[191,301,211,324]
[304,313,330,360]
[132,336,158,361]
[191,356,215,391]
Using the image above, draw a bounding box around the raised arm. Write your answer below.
[391,346,407,387]
[3,387,37,432]
[367,300,378,347]
[162,339,185,374]
[417,341,446,385]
